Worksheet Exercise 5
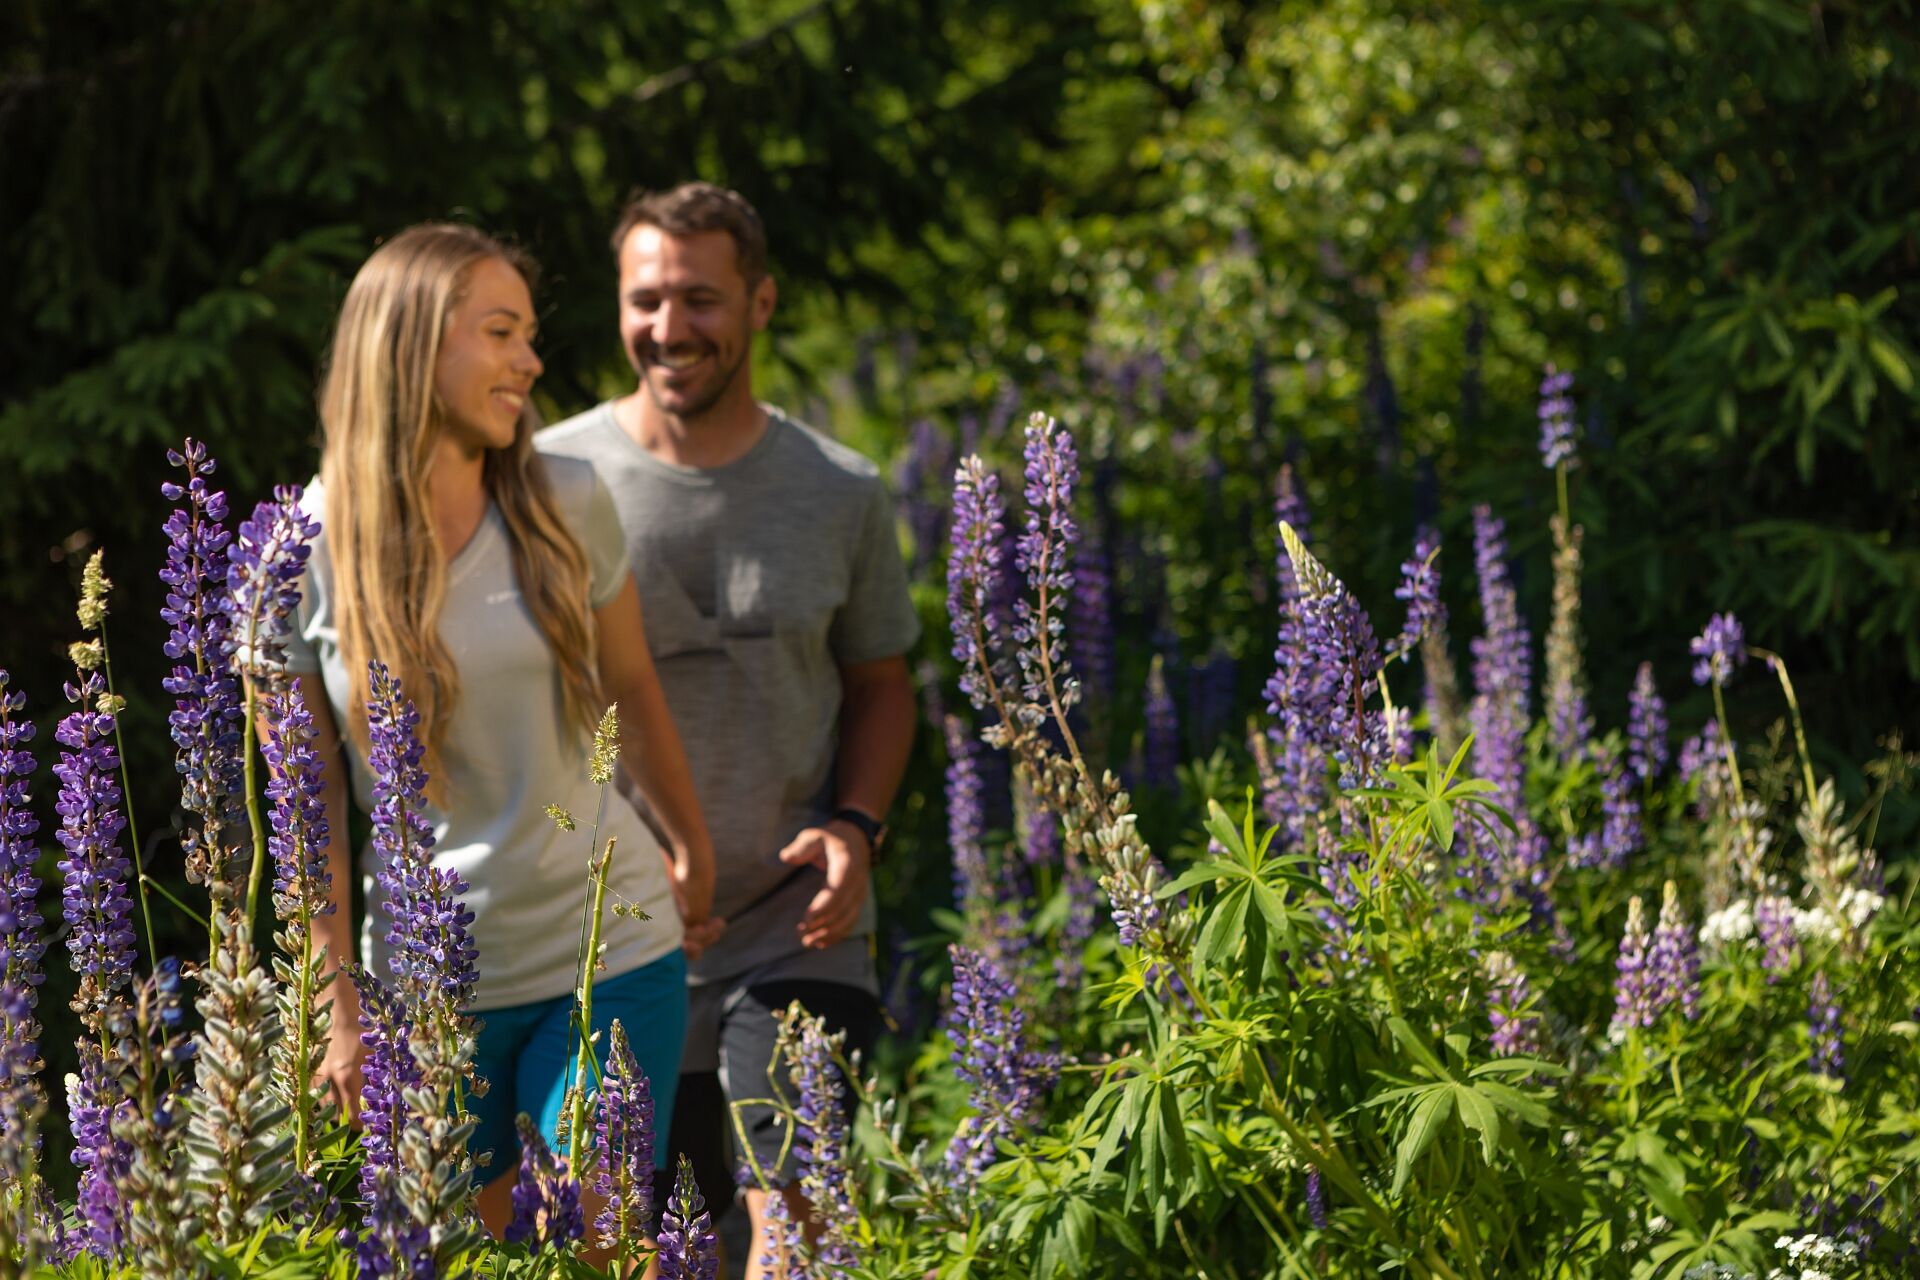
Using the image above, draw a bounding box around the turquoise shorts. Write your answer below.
[468,947,688,1180]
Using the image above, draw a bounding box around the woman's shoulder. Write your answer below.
[533,450,600,511]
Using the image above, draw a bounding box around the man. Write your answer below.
[538,182,918,1274]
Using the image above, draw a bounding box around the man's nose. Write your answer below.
[651,300,690,346]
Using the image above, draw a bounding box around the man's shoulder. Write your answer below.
[534,402,618,458]
[765,406,885,490]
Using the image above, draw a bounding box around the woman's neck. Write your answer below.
[426,436,492,561]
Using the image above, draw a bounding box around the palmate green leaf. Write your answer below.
[1033,1197,1095,1279]
[1452,1083,1501,1163]
[1392,1086,1454,1197]
[1195,879,1255,974]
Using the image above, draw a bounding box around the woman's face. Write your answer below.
[434,255,543,453]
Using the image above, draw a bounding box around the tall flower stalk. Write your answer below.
[588,1019,657,1271]
[112,959,201,1272]
[657,1155,719,1280]
[160,440,245,951]
[0,983,46,1270]
[779,1007,859,1272]
[505,1113,584,1254]
[943,946,1060,1191]
[561,704,623,1161]
[224,485,319,926]
[262,684,335,1175]
[946,417,1193,985]
[1262,466,1328,843]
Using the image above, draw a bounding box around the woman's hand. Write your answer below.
[664,839,725,961]
[318,972,367,1124]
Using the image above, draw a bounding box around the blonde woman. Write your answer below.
[279,223,720,1234]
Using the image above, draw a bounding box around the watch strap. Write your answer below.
[831,806,887,860]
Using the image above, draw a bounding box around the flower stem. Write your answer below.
[1748,647,1819,803]
[1709,678,1753,850]
[100,620,158,970]
[567,835,617,1157]
[140,873,210,930]
[241,678,271,928]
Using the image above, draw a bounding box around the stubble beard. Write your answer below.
[639,340,750,426]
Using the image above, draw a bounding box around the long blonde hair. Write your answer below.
[317,223,602,782]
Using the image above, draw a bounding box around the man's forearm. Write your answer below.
[835,659,917,821]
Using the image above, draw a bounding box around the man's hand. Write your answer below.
[777,819,872,949]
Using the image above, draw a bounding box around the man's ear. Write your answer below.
[750,274,778,332]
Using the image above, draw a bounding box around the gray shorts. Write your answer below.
[658,937,882,1218]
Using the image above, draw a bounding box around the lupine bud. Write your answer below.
[1689,613,1746,687]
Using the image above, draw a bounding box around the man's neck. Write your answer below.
[619,387,770,470]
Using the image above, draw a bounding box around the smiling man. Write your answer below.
[536,182,918,1275]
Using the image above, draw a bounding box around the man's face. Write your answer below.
[617,226,775,422]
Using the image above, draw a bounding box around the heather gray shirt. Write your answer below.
[537,403,920,983]
[281,458,682,1010]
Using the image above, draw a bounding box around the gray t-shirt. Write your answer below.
[282,456,682,1010]
[537,403,920,983]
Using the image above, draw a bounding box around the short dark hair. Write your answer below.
[609,182,768,284]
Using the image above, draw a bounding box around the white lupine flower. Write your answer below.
[1701,898,1755,948]
[1837,884,1884,930]
[1791,906,1842,944]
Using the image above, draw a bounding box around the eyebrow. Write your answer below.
[482,307,527,322]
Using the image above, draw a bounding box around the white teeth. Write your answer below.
[658,351,704,371]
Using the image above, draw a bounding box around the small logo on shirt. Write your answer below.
[486,589,522,605]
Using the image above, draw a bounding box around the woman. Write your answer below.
[279,223,719,1234]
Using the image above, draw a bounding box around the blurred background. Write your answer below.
[4,0,1917,1186]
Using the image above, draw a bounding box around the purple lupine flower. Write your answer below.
[1389,527,1445,661]
[657,1156,719,1280]
[347,965,420,1201]
[1678,721,1734,821]
[366,661,477,1020]
[1537,365,1578,470]
[755,1189,805,1279]
[1485,951,1544,1056]
[1278,523,1390,788]
[354,1163,434,1280]
[53,670,136,1028]
[589,1020,656,1250]
[1143,655,1180,789]
[896,419,953,573]
[1690,613,1747,687]
[1544,515,1592,764]
[0,673,45,999]
[1262,472,1331,843]
[1305,1166,1328,1230]
[67,1043,130,1257]
[944,946,1061,1189]
[159,440,247,895]
[1187,649,1237,755]
[0,982,45,1257]
[1648,881,1700,1021]
[948,457,1009,714]
[1023,808,1060,869]
[1808,970,1844,1082]
[1756,894,1799,979]
[1570,741,1642,870]
[1012,414,1080,716]
[262,685,333,924]
[1625,663,1669,785]
[1609,896,1655,1043]
[1468,506,1531,801]
[1069,536,1115,704]
[506,1114,584,1253]
[786,1018,857,1271]
[943,715,994,918]
[224,484,318,682]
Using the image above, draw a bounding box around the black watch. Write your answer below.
[831,807,888,861]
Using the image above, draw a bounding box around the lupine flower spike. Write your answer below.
[782,1007,859,1271]
[1626,663,1669,786]
[658,1155,719,1280]
[160,440,247,917]
[1485,951,1545,1057]
[1142,655,1179,790]
[589,1020,657,1262]
[1648,881,1700,1021]
[1609,896,1655,1044]
[1808,971,1844,1082]
[1012,412,1081,725]
[505,1113,584,1254]
[944,946,1060,1190]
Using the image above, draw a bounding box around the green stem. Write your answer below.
[1555,461,1570,531]
[100,622,158,969]
[567,836,616,1157]
[242,678,270,927]
[1748,647,1819,803]
[290,915,315,1173]
[142,873,210,931]
[1709,679,1753,849]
